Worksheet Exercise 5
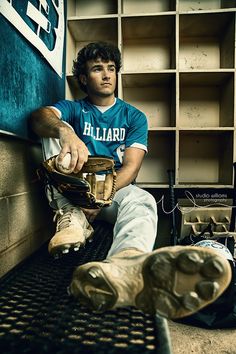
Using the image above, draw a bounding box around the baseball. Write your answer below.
[55,153,73,174]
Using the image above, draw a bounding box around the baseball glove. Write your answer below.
[38,155,117,209]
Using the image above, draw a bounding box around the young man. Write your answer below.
[30,42,231,319]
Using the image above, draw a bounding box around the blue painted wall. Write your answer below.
[0,1,66,139]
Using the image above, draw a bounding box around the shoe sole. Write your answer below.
[136,246,232,318]
[49,242,85,258]
[70,246,231,319]
[48,234,94,258]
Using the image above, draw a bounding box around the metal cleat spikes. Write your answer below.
[88,268,100,279]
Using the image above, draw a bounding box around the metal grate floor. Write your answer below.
[0,222,172,354]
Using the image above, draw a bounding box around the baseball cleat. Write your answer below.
[69,246,232,319]
[48,206,93,256]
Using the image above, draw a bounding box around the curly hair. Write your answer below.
[72,42,122,93]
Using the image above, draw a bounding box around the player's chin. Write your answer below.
[99,90,115,97]
[100,85,115,93]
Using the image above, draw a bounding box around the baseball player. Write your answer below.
[29,42,231,319]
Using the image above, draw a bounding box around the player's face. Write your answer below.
[81,58,117,98]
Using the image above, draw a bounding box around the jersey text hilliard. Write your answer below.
[83,122,126,142]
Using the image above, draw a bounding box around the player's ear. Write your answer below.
[79,74,87,86]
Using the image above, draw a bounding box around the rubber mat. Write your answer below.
[0,222,172,354]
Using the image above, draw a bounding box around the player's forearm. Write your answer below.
[30,107,70,138]
[115,164,139,191]
[115,148,145,191]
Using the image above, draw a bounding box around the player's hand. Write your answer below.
[57,126,89,172]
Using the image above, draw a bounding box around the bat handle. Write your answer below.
[167,169,178,245]
[232,162,236,188]
[229,162,236,232]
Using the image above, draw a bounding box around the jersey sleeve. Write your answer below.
[125,109,148,152]
[51,100,77,125]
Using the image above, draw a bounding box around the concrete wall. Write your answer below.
[0,133,54,278]
[0,2,66,277]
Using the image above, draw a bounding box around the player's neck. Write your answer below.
[88,94,115,107]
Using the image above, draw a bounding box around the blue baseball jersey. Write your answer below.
[53,97,148,169]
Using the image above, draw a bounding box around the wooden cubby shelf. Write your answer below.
[179,72,234,128]
[136,131,176,186]
[121,15,176,72]
[121,0,176,14]
[66,0,236,188]
[179,12,235,70]
[178,130,233,186]
[68,0,118,16]
[122,73,176,129]
[178,0,236,12]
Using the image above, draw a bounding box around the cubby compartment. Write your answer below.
[122,73,176,128]
[66,17,118,74]
[121,15,176,71]
[121,0,176,14]
[68,0,118,17]
[136,131,175,186]
[179,0,236,12]
[179,131,233,185]
[179,12,235,69]
[179,72,234,127]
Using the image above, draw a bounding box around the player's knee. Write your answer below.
[129,186,157,211]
